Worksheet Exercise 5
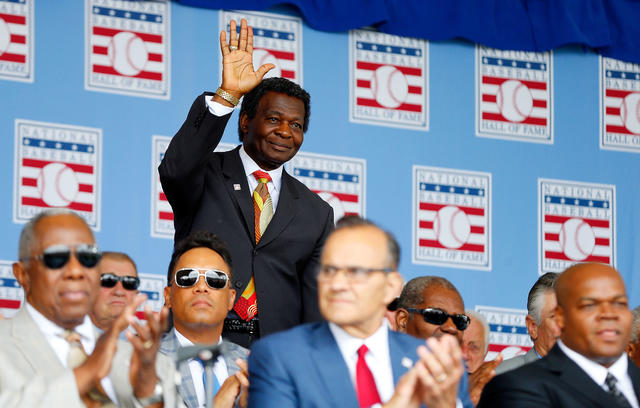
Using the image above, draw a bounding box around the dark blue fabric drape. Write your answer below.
[173,0,640,63]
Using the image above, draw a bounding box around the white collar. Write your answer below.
[328,319,389,359]
[174,328,222,347]
[557,339,628,386]
[25,302,96,350]
[239,144,283,192]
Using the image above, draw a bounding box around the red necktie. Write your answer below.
[356,344,381,408]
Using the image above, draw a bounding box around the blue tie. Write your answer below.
[198,359,221,397]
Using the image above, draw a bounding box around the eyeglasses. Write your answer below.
[22,243,102,269]
[100,273,140,291]
[173,268,229,289]
[406,308,470,331]
[317,264,393,282]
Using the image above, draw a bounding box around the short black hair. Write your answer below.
[166,231,233,285]
[237,77,311,141]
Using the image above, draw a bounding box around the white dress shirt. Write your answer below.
[174,328,228,408]
[206,96,284,211]
[328,320,395,404]
[25,302,119,403]
[558,339,639,408]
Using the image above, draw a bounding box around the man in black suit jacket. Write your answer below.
[159,19,333,348]
[478,263,640,407]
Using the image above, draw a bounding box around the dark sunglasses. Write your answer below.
[100,273,140,291]
[22,243,102,269]
[406,308,470,331]
[173,268,229,289]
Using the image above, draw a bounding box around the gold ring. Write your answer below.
[143,340,153,350]
[435,373,447,383]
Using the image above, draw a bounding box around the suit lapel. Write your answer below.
[257,170,298,249]
[160,331,200,408]
[309,323,359,407]
[546,344,618,406]
[12,308,64,374]
[388,330,415,385]
[627,356,640,402]
[221,147,254,242]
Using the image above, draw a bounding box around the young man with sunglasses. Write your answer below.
[161,231,249,408]
[0,209,177,407]
[91,251,141,332]
[249,219,473,408]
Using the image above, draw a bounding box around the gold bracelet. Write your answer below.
[215,88,240,106]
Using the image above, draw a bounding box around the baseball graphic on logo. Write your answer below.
[252,49,281,79]
[620,92,640,134]
[496,79,533,122]
[37,163,79,207]
[317,192,345,223]
[559,218,595,261]
[371,65,408,109]
[0,17,10,56]
[433,205,471,249]
[108,31,148,76]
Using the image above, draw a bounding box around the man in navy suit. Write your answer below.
[478,263,640,407]
[248,218,472,408]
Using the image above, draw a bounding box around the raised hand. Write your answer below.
[219,18,275,101]
[414,335,465,408]
[468,354,503,405]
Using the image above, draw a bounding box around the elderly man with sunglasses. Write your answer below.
[0,209,178,408]
[161,231,249,408]
[91,251,141,333]
[249,218,472,408]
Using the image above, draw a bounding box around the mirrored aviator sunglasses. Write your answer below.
[100,273,140,291]
[407,307,471,331]
[174,268,229,289]
[28,243,102,269]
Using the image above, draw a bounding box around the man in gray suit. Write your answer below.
[0,209,176,407]
[161,231,249,408]
[496,272,561,374]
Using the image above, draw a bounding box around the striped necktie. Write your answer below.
[62,330,116,408]
[233,170,273,321]
[605,372,633,408]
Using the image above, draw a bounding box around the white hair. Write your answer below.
[466,309,490,355]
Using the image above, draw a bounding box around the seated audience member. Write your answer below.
[0,209,176,407]
[495,272,560,375]
[249,218,472,408]
[395,276,476,406]
[161,231,249,408]
[478,263,640,407]
[91,251,140,332]
[462,310,502,405]
[627,306,640,367]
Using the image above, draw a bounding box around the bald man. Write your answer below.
[479,263,640,407]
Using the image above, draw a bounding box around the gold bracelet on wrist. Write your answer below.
[215,88,240,106]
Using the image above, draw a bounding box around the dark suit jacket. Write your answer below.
[248,321,473,408]
[478,343,640,407]
[159,93,334,342]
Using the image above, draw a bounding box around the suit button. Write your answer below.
[235,281,243,289]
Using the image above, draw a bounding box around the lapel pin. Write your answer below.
[233,184,241,191]
[401,357,413,369]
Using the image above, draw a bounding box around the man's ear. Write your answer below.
[239,112,249,135]
[227,289,236,311]
[13,262,30,295]
[525,315,538,341]
[163,286,172,309]
[555,305,565,332]
[396,308,409,333]
[626,342,637,359]
[385,272,403,304]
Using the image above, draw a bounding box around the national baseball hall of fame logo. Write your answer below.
[220,10,303,85]
[14,119,102,229]
[539,178,616,274]
[476,46,553,143]
[600,56,640,153]
[475,305,532,361]
[136,273,165,320]
[151,136,237,239]
[413,166,491,270]
[86,0,170,99]
[0,260,23,319]
[0,0,33,82]
[286,152,366,221]
[350,29,428,131]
